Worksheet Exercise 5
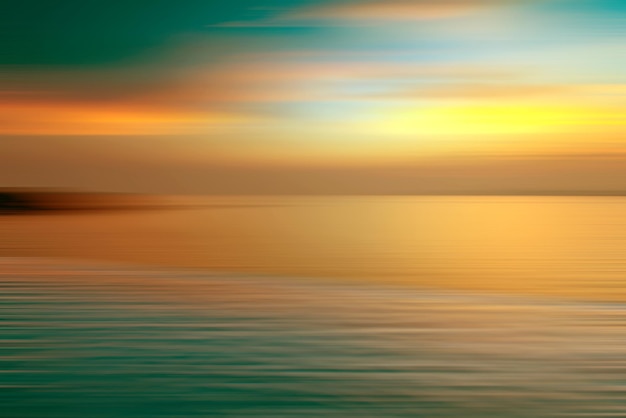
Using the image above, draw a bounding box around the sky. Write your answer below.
[1,0,625,194]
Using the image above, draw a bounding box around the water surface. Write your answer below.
[2,197,626,417]
[1,196,624,300]
[2,257,626,417]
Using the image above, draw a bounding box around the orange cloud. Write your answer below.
[0,101,252,136]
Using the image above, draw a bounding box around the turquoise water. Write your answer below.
[2,258,626,417]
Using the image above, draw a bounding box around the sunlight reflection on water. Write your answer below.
[0,196,624,300]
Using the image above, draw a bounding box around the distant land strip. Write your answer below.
[1,188,624,213]
[0,189,161,213]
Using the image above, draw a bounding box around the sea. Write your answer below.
[1,196,625,417]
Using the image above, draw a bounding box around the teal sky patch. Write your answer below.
[1,0,319,66]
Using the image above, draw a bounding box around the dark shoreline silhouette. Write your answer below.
[0,189,161,214]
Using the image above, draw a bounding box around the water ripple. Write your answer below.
[2,257,626,417]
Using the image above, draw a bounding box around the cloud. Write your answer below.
[286,0,503,22]
[150,60,522,107]
[10,42,621,138]
[0,101,254,136]
[365,83,575,101]
[211,0,519,28]
[352,82,626,105]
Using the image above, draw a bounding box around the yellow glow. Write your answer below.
[378,103,626,138]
